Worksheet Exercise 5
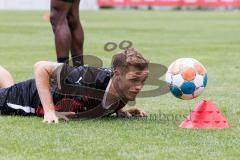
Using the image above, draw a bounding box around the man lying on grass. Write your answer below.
[0,48,149,123]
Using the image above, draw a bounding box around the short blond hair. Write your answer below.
[111,48,149,72]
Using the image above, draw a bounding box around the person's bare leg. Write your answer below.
[0,66,15,88]
[67,0,84,66]
[50,0,72,63]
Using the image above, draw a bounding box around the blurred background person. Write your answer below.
[50,0,84,66]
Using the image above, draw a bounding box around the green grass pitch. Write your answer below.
[0,10,240,160]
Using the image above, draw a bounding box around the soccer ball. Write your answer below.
[166,58,208,100]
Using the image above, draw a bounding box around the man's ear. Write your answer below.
[114,68,121,76]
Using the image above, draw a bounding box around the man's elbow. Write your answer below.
[34,61,45,70]
[34,61,50,75]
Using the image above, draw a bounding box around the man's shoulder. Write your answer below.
[54,64,113,95]
[58,64,113,76]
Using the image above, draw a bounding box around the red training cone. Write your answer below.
[180,100,231,129]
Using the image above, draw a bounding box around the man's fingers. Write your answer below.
[54,118,59,123]
[142,111,148,117]
[45,119,59,124]
[42,112,74,124]
[139,111,144,117]
[127,108,148,118]
[126,112,132,118]
[61,112,76,116]
[58,115,69,121]
[117,111,132,118]
[42,118,59,124]
[139,110,148,117]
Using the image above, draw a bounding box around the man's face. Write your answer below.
[115,66,149,101]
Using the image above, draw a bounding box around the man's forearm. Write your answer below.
[34,61,57,113]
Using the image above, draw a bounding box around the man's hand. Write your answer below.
[43,110,75,124]
[117,107,148,118]
[127,108,148,117]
